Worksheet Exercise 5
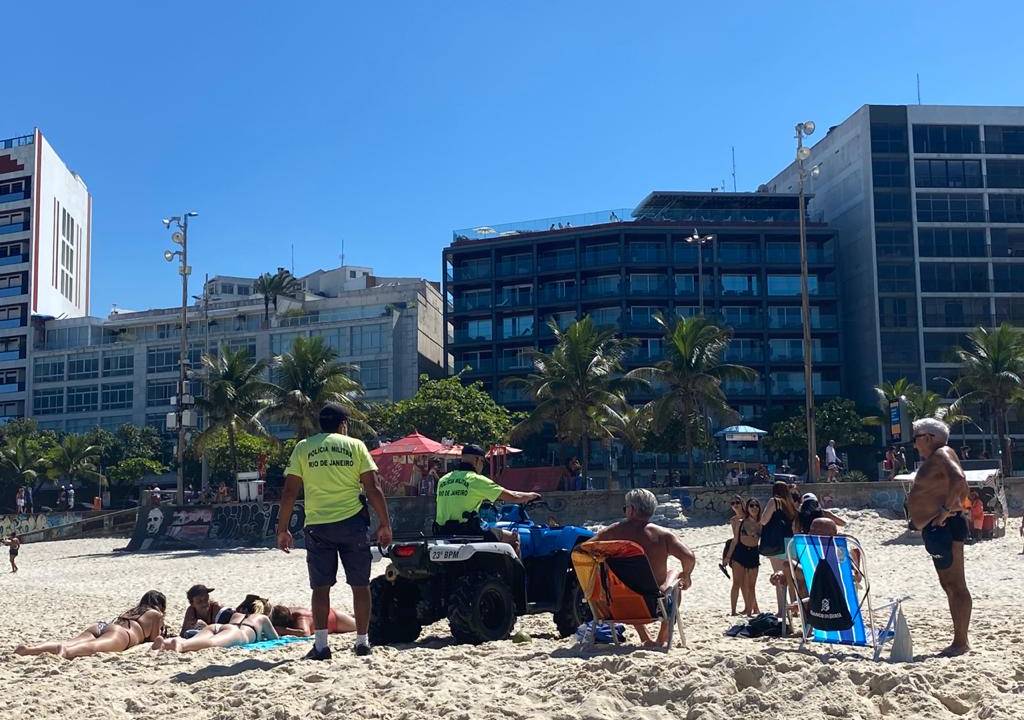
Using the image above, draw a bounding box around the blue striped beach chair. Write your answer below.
[786,534,910,661]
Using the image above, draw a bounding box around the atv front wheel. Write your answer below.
[553,572,592,638]
[447,571,516,644]
[369,575,423,645]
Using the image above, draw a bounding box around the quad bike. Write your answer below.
[370,500,593,645]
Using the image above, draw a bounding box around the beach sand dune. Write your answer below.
[1,508,1021,720]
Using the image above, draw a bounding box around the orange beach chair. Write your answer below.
[571,539,686,651]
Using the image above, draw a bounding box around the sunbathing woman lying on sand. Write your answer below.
[15,590,167,659]
[269,605,356,636]
[153,598,278,653]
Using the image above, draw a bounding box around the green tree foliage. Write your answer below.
[46,434,103,490]
[955,324,1024,474]
[637,315,756,482]
[504,317,640,474]
[253,269,302,327]
[260,335,366,439]
[367,375,518,447]
[201,428,293,485]
[107,457,167,488]
[767,398,875,460]
[194,346,272,478]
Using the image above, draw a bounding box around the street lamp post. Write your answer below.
[163,212,198,505]
[687,229,715,315]
[795,121,821,482]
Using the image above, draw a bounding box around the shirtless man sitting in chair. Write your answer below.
[593,489,696,647]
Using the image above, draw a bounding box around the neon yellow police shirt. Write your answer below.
[285,433,377,525]
[435,469,503,525]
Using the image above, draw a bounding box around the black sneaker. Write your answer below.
[353,643,372,657]
[303,645,332,661]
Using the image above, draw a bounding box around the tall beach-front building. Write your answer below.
[767,105,1024,427]
[0,129,92,425]
[443,191,844,435]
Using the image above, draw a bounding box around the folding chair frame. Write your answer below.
[786,533,908,661]
[577,562,686,652]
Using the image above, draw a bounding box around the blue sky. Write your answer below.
[8,1,1024,314]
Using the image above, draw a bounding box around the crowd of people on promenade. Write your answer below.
[10,407,982,660]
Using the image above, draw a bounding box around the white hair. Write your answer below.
[912,417,949,444]
[625,488,657,518]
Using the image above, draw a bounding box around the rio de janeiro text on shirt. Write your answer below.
[305,442,355,468]
[437,476,471,497]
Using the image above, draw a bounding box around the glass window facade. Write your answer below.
[920,263,989,292]
[68,354,99,380]
[913,159,982,188]
[101,382,134,410]
[66,385,99,413]
[912,124,981,153]
[918,228,986,257]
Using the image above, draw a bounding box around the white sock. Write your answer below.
[314,629,329,651]
[355,633,369,647]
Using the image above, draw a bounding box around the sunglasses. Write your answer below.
[913,433,933,440]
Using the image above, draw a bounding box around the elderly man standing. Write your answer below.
[277,402,393,660]
[906,418,972,656]
[593,489,696,646]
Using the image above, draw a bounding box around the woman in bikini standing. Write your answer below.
[725,498,762,616]
[153,599,279,652]
[15,591,167,659]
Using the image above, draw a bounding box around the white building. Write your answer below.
[28,267,446,435]
[0,129,91,424]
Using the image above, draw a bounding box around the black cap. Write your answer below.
[461,444,486,458]
[319,402,350,428]
[186,584,215,600]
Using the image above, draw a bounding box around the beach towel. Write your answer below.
[574,621,626,644]
[236,635,312,652]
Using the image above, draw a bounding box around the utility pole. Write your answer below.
[162,212,198,504]
[795,122,820,482]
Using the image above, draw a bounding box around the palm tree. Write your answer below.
[615,404,652,488]
[955,324,1024,474]
[260,335,366,438]
[505,317,641,476]
[194,346,273,479]
[864,377,923,429]
[0,435,47,487]
[47,435,102,503]
[253,269,303,327]
[637,314,757,484]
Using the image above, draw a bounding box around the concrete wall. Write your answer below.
[123,478,1024,552]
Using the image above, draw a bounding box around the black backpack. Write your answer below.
[806,552,854,631]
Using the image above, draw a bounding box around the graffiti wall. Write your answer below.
[126,478,1024,552]
[0,512,86,542]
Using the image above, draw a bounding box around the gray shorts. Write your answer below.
[304,513,372,589]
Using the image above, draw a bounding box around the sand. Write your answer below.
[1,505,1022,720]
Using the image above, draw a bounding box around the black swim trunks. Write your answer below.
[304,512,372,589]
[923,513,968,570]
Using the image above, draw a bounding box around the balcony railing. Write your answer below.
[767,314,839,330]
[0,350,22,362]
[923,313,993,328]
[499,326,536,341]
[0,135,32,150]
[769,347,841,362]
[627,248,668,264]
[627,348,665,363]
[451,263,492,282]
[456,358,494,373]
[0,223,29,236]
[499,355,533,371]
[717,248,762,264]
[453,208,633,241]
[581,283,621,300]
[495,292,534,309]
[722,380,765,396]
[624,316,663,332]
[767,281,836,297]
[581,249,621,267]
[539,320,574,337]
[537,254,577,272]
[725,349,765,363]
[537,286,577,304]
[765,246,835,264]
[719,285,760,298]
[0,382,25,394]
[0,318,23,329]
[0,191,27,204]
[452,329,493,343]
[0,285,24,298]
[495,258,534,277]
[453,295,493,312]
[770,380,842,396]
[0,255,27,266]
[717,313,763,330]
[627,281,670,297]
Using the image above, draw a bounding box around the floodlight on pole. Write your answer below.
[686,228,715,315]
[794,119,818,482]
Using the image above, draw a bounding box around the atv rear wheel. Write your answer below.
[447,571,516,645]
[553,571,591,638]
[369,575,423,645]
